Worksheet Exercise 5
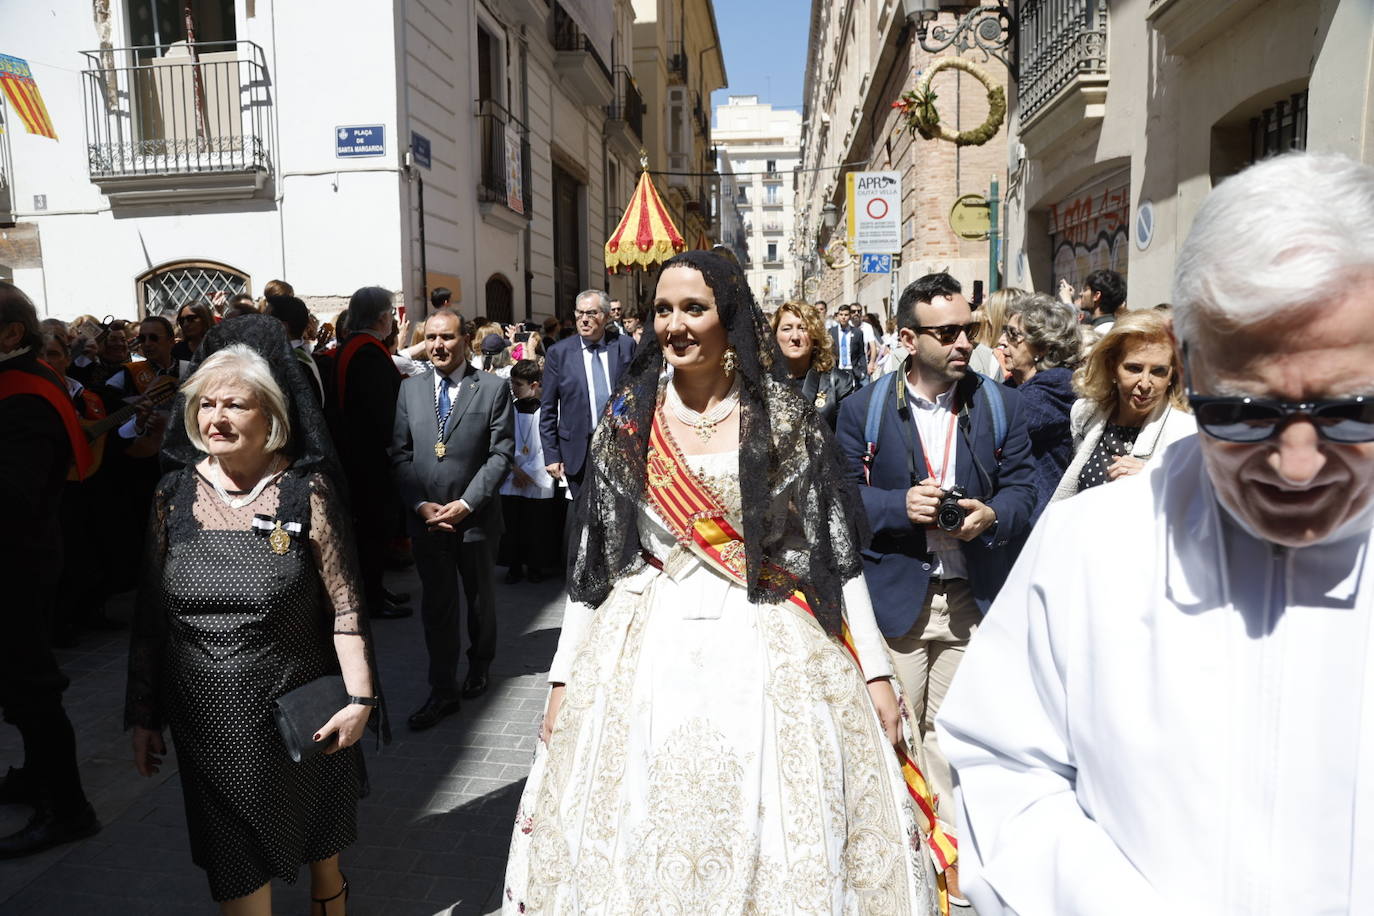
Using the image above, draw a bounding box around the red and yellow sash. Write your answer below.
[644,410,958,893]
[0,362,94,479]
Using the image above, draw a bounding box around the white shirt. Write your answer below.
[500,405,555,499]
[936,437,1374,915]
[580,335,611,426]
[837,326,855,369]
[905,379,966,580]
[858,321,877,349]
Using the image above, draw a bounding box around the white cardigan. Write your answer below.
[1051,398,1196,502]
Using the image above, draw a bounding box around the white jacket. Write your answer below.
[937,437,1374,915]
[1051,397,1196,502]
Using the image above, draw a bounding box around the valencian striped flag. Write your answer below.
[0,54,58,140]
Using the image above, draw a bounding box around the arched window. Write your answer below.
[136,259,250,318]
[485,273,514,324]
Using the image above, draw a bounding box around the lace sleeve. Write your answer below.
[307,472,365,635]
[124,473,176,730]
[306,471,391,743]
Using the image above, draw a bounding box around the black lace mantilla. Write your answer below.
[569,250,868,637]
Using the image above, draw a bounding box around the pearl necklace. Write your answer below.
[666,375,741,442]
[206,456,285,509]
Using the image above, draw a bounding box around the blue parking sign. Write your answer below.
[861,253,892,274]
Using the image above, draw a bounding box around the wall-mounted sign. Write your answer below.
[335,125,385,158]
[1135,200,1154,251]
[949,194,991,240]
[847,171,901,254]
[410,130,431,169]
[860,253,893,274]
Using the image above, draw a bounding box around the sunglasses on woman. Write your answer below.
[1183,346,1374,443]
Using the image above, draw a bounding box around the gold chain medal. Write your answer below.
[268,521,291,555]
[434,440,447,459]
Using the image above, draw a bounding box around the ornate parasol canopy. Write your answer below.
[604,160,686,274]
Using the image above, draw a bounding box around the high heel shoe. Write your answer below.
[312,872,348,914]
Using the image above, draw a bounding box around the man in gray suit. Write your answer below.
[392,309,514,730]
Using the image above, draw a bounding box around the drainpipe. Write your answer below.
[988,175,1000,294]
[521,33,533,321]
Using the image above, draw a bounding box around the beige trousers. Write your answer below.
[886,578,981,833]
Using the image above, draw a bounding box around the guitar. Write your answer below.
[69,375,180,479]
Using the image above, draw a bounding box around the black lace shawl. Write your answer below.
[127,315,389,743]
[569,250,868,637]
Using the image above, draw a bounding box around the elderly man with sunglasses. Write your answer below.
[835,271,1038,905]
[936,152,1374,915]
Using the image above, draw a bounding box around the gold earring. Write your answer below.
[721,346,738,375]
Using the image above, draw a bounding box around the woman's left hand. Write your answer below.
[866,678,902,748]
[315,703,372,754]
[1108,455,1146,480]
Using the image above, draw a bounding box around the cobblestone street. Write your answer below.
[0,565,564,915]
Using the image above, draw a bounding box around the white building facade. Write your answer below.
[0,0,644,324]
[712,95,800,307]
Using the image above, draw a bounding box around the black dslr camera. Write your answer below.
[935,486,968,532]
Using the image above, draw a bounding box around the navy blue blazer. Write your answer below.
[538,331,636,487]
[834,368,1038,637]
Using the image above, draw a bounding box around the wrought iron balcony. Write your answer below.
[80,41,271,204]
[1017,0,1108,124]
[667,41,688,84]
[553,3,612,106]
[605,66,644,159]
[476,99,532,230]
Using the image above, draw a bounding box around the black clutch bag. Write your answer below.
[272,675,346,762]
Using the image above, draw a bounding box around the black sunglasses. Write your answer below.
[1183,346,1374,443]
[917,323,980,345]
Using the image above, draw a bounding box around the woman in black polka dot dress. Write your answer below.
[126,317,386,914]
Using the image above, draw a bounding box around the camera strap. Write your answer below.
[905,402,958,487]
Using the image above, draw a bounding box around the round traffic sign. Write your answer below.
[866,198,889,220]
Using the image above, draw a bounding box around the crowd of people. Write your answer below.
[2,149,1373,915]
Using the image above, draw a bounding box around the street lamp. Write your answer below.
[821,201,838,233]
[902,2,1017,78]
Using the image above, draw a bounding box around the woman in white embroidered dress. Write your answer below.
[503,251,941,915]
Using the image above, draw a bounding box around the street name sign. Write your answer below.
[336,125,385,158]
[847,171,901,254]
[411,131,432,169]
[860,253,893,274]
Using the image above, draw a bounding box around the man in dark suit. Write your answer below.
[834,273,1037,903]
[392,309,514,730]
[332,287,411,620]
[830,303,866,396]
[538,289,635,498]
[0,283,100,857]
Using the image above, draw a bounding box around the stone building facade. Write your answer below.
[1005,0,1374,307]
[796,0,1011,320]
[713,95,802,308]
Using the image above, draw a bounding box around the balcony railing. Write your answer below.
[80,41,270,180]
[1017,0,1108,123]
[476,99,531,216]
[552,3,612,85]
[607,66,644,141]
[667,41,688,83]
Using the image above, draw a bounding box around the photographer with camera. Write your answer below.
[836,272,1037,905]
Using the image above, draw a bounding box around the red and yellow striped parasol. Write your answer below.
[604,165,685,274]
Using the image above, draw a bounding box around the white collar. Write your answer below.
[0,345,32,364]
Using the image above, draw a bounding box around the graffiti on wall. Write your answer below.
[1049,181,1130,293]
